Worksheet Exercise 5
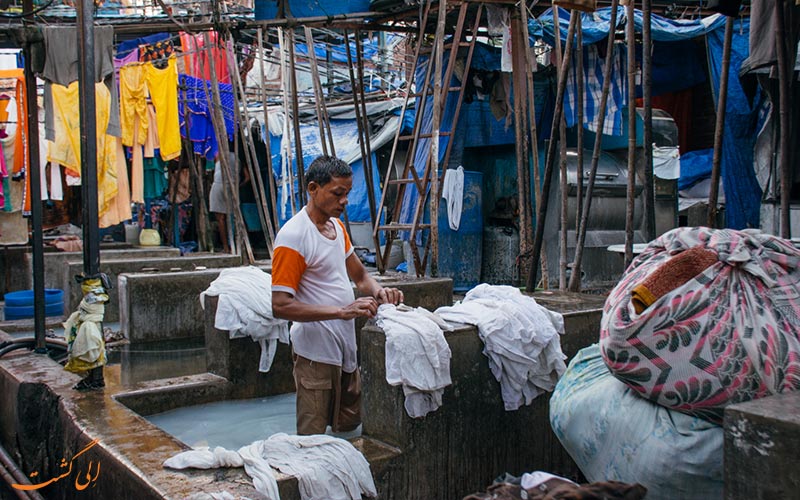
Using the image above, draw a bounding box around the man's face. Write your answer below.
[308,175,353,219]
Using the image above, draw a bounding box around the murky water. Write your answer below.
[147,393,361,449]
[106,337,207,385]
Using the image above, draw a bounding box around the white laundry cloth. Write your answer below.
[652,145,680,180]
[376,304,453,418]
[441,166,464,231]
[521,471,577,490]
[200,266,290,372]
[436,284,567,411]
[164,433,377,500]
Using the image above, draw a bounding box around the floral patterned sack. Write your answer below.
[600,227,800,422]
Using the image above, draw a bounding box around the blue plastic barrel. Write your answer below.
[436,170,483,293]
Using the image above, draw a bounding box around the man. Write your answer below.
[272,155,404,435]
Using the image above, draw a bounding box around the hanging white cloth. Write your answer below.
[200,266,290,373]
[436,284,567,411]
[652,145,680,180]
[441,166,465,231]
[376,304,453,418]
[164,433,377,500]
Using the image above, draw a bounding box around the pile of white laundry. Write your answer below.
[376,304,453,418]
[436,284,567,411]
[200,266,289,372]
[164,433,377,500]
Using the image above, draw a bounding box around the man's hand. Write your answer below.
[375,287,404,305]
[339,297,379,319]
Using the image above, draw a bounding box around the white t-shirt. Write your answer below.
[272,207,357,372]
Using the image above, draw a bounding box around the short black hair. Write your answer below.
[305,155,352,188]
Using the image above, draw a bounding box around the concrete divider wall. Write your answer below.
[67,253,242,323]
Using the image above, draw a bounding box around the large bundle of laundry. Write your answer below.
[600,226,800,422]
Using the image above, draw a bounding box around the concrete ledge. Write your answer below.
[120,264,270,343]
[724,392,800,500]
[66,253,243,323]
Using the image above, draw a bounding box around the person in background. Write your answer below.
[272,155,403,435]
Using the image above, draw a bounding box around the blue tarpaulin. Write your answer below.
[706,18,762,229]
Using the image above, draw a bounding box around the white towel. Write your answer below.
[200,266,290,372]
[376,304,453,418]
[441,166,465,231]
[436,284,567,411]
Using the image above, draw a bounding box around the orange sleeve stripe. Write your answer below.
[272,246,307,292]
[335,219,352,254]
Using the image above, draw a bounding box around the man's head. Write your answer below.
[305,156,353,219]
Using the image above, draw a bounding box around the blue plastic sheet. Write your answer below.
[707,18,762,229]
[678,149,714,190]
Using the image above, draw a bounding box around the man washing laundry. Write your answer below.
[272,155,403,435]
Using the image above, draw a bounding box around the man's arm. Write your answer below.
[272,291,378,322]
[345,253,404,305]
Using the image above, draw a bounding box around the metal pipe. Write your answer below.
[525,12,578,292]
[77,0,100,276]
[568,0,619,292]
[0,440,45,500]
[707,17,734,228]
[20,2,46,354]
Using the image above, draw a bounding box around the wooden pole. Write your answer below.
[430,0,447,277]
[568,0,619,291]
[624,0,637,268]
[203,32,254,263]
[278,28,297,215]
[558,10,576,290]
[354,31,379,228]
[287,29,307,205]
[775,0,791,239]
[707,17,734,228]
[575,15,584,235]
[258,27,281,232]
[525,10,579,292]
[519,0,548,288]
[304,27,329,156]
[642,0,655,240]
[511,11,532,287]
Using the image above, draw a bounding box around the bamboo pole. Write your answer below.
[553,5,570,290]
[519,0,548,288]
[707,17,734,228]
[354,31,379,228]
[525,11,579,292]
[287,29,307,205]
[642,0,655,240]
[568,0,619,292]
[304,27,329,156]
[624,0,637,268]
[203,32,254,263]
[278,28,297,215]
[430,0,447,277]
[258,27,281,232]
[775,0,791,239]
[511,11,532,287]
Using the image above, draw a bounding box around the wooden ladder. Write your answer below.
[372,0,484,275]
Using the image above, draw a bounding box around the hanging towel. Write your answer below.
[652,145,680,180]
[436,284,567,411]
[200,266,290,373]
[164,433,377,500]
[441,166,464,231]
[376,304,453,418]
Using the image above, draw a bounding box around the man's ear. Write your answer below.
[307,181,318,194]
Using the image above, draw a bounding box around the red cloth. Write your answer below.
[180,32,230,84]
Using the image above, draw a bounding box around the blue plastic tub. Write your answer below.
[4,302,64,320]
[4,289,64,307]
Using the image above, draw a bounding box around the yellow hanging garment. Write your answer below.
[144,57,181,162]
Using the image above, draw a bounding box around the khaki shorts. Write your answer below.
[293,353,362,435]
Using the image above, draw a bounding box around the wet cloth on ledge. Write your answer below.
[550,344,723,500]
[200,266,289,372]
[376,304,453,418]
[163,433,377,500]
[601,226,800,422]
[436,284,567,411]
